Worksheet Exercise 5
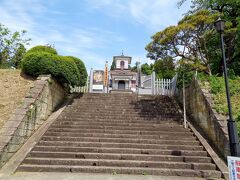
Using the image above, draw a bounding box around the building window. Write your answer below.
[120,61,125,70]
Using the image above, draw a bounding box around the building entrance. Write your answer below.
[118,81,125,90]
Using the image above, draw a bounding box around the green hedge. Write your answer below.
[26,45,58,55]
[22,52,81,86]
[66,56,87,86]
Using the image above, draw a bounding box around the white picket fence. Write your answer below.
[152,75,177,96]
[70,85,89,93]
[70,77,90,93]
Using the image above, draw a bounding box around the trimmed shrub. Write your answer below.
[26,45,58,55]
[22,52,80,86]
[66,56,87,86]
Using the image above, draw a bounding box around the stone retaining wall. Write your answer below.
[176,79,230,159]
[0,75,67,167]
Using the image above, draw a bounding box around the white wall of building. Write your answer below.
[116,59,129,69]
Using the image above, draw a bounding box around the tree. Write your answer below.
[12,44,26,68]
[141,63,152,75]
[0,23,30,68]
[131,62,153,75]
[154,57,175,79]
[146,10,218,75]
[178,0,240,75]
[110,60,116,70]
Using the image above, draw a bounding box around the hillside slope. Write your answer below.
[0,69,34,129]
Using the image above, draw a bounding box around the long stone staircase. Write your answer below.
[17,93,223,178]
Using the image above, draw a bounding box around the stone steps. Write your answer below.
[44,132,196,140]
[32,146,208,156]
[16,94,223,179]
[47,128,194,136]
[52,121,183,128]
[22,157,216,170]
[41,136,198,145]
[17,164,221,178]
[36,141,203,151]
[49,124,189,132]
[28,151,211,163]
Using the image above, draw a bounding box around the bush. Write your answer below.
[66,56,87,86]
[26,45,58,55]
[22,52,81,86]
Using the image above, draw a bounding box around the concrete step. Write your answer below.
[21,157,216,170]
[36,141,204,151]
[57,117,182,122]
[16,94,222,179]
[43,132,196,140]
[17,164,222,178]
[47,127,193,136]
[41,136,199,146]
[32,146,208,156]
[49,124,190,132]
[28,151,212,163]
[52,121,183,128]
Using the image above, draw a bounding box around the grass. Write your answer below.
[198,74,240,133]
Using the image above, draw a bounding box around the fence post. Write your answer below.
[183,74,187,129]
[152,71,156,95]
[89,69,93,93]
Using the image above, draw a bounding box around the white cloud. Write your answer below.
[85,0,190,32]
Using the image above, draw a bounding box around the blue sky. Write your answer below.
[0,0,190,72]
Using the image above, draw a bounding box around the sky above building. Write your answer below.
[0,0,190,72]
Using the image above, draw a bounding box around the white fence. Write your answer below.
[70,77,89,93]
[138,72,177,96]
[153,75,177,96]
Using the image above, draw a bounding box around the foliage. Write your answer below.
[0,23,30,68]
[141,63,152,75]
[199,75,240,133]
[21,47,85,87]
[179,0,240,76]
[176,61,196,88]
[26,45,57,55]
[131,62,153,75]
[12,44,26,68]
[146,10,219,75]
[110,60,116,70]
[154,57,175,79]
[66,56,87,86]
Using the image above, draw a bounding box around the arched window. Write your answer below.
[120,61,125,70]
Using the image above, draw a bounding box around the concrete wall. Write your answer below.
[176,79,230,158]
[0,75,67,167]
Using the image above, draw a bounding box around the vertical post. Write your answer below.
[86,76,89,92]
[152,71,156,95]
[162,79,164,95]
[183,73,187,129]
[89,68,93,93]
[220,32,240,156]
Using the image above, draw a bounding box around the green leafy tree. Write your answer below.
[0,23,30,68]
[110,60,116,70]
[66,56,88,86]
[146,10,218,75]
[141,63,152,75]
[12,44,26,68]
[154,57,175,79]
[179,0,240,75]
